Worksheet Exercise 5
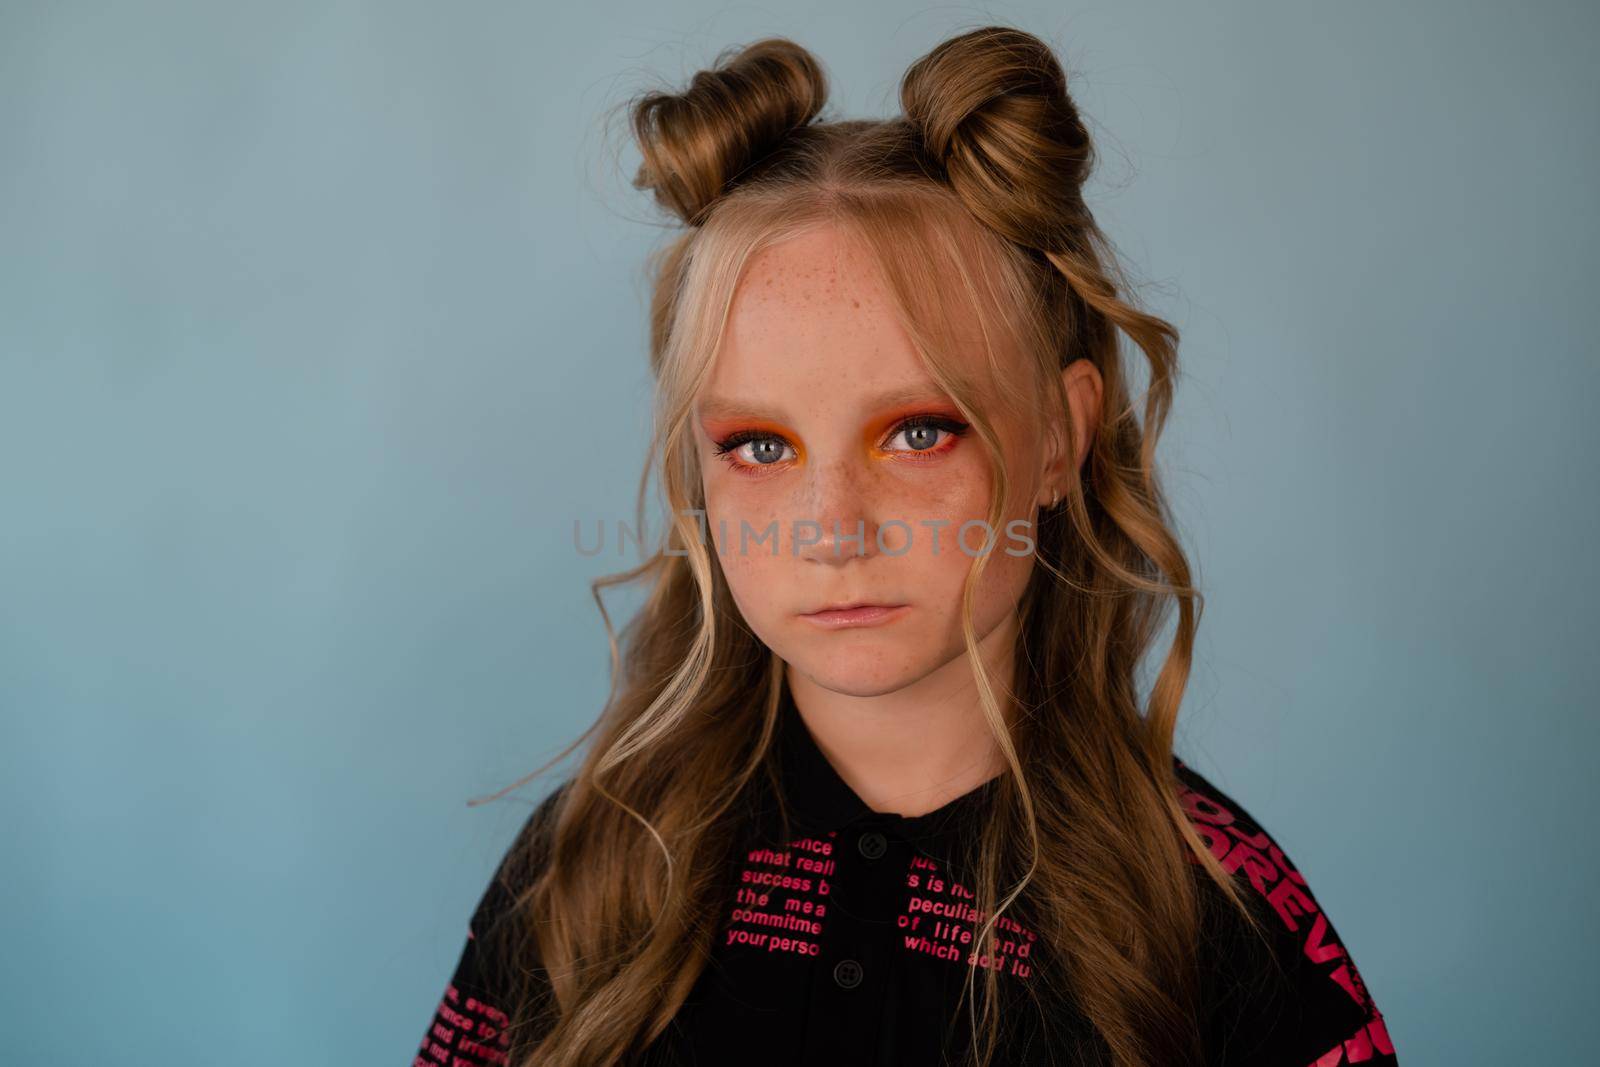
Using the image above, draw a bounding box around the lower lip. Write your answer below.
[799,605,909,629]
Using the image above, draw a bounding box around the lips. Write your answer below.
[799,603,910,629]
[803,601,899,615]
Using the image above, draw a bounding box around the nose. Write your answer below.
[796,515,879,566]
[793,458,881,566]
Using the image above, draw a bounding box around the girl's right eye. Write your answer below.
[711,431,797,473]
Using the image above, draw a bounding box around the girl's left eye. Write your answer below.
[883,415,969,455]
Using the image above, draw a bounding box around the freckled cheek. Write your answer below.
[703,479,786,523]
[704,495,786,557]
[708,514,789,601]
[907,540,1033,643]
[724,551,805,641]
[892,469,998,556]
[980,546,1036,606]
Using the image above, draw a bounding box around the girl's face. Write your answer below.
[694,225,1058,698]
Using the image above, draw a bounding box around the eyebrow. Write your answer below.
[695,386,955,424]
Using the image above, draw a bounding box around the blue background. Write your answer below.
[3,2,1594,1063]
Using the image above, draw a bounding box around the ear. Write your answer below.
[1036,358,1103,508]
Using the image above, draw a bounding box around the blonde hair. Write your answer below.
[477,25,1271,1067]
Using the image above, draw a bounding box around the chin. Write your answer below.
[781,641,932,698]
[791,670,914,699]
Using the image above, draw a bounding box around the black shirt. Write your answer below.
[415,692,1397,1066]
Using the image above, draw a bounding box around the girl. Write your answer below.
[414,26,1396,1067]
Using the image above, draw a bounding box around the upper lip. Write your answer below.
[802,601,905,614]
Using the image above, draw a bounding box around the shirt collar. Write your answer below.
[762,682,1002,878]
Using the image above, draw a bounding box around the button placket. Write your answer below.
[798,821,900,1064]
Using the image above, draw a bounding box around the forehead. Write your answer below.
[702,225,981,410]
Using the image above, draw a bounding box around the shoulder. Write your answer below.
[418,778,575,1057]
[469,778,575,938]
[1172,757,1399,1066]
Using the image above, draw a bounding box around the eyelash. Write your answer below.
[711,414,970,475]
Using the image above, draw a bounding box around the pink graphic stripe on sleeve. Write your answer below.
[413,982,512,1067]
[1177,766,1398,1064]
[1306,1012,1397,1066]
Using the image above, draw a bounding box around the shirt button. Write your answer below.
[833,958,864,989]
[857,830,887,860]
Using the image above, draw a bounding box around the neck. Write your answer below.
[783,611,1018,818]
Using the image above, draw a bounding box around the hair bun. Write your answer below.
[630,38,828,226]
[900,26,1090,249]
